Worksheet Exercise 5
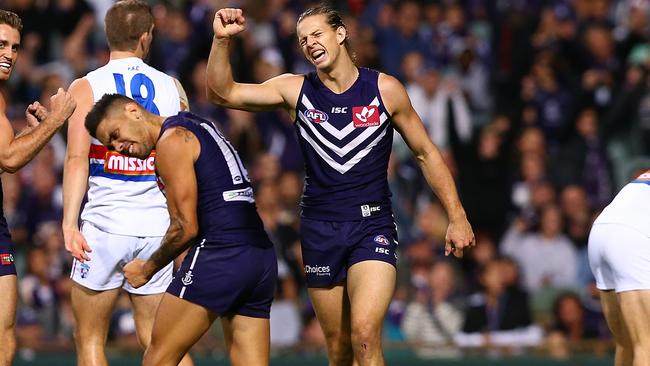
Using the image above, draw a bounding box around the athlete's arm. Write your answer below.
[62,78,94,262]
[379,73,475,257]
[125,127,200,287]
[206,8,302,112]
[173,77,190,111]
[0,88,75,173]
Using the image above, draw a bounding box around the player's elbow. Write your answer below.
[206,87,225,105]
[182,221,199,241]
[0,156,22,174]
[206,80,239,108]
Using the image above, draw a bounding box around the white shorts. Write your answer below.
[588,223,650,292]
[70,222,173,294]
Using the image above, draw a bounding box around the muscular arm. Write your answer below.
[0,91,73,173]
[62,79,92,231]
[61,79,94,261]
[142,127,200,277]
[205,13,302,112]
[380,73,474,256]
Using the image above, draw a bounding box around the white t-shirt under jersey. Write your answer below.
[81,57,181,236]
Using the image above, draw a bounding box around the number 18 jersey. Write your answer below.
[82,57,181,236]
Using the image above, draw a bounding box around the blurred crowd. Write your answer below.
[3,0,650,360]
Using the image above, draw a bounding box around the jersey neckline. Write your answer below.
[312,67,362,96]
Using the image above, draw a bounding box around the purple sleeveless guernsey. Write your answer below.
[159,112,272,248]
[295,67,394,221]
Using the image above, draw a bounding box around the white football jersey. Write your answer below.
[81,57,181,236]
[594,170,650,237]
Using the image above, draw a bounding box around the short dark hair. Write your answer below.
[298,4,352,56]
[85,94,134,138]
[105,0,153,51]
[0,10,23,32]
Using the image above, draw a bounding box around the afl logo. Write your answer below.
[305,109,329,124]
[374,235,390,246]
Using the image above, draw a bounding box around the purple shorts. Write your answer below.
[300,215,398,288]
[167,241,277,318]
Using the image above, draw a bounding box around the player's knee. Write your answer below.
[143,344,180,366]
[322,327,350,345]
[327,341,353,365]
[350,320,382,351]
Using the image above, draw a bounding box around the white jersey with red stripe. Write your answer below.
[594,170,650,237]
[81,57,181,236]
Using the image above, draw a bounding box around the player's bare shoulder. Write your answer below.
[377,72,410,116]
[159,126,196,146]
[264,73,305,111]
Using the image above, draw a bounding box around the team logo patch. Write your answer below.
[304,109,329,124]
[1,253,13,265]
[79,263,90,279]
[182,270,194,286]
[353,106,380,128]
[374,235,390,246]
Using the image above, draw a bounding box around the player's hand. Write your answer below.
[48,88,77,126]
[123,259,150,288]
[213,8,246,39]
[25,101,48,127]
[63,227,92,262]
[444,217,475,258]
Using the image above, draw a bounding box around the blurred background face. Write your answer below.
[576,109,598,139]
[518,128,546,156]
[481,260,504,295]
[397,1,420,37]
[499,259,520,288]
[585,27,613,60]
[561,185,589,219]
[428,261,455,295]
[540,205,563,236]
[558,295,583,326]
[401,51,424,84]
[520,153,545,182]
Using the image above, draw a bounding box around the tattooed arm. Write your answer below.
[123,127,201,287]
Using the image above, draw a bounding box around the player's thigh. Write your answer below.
[70,283,120,339]
[618,290,650,343]
[346,260,396,336]
[129,292,164,345]
[599,290,629,344]
[148,294,216,361]
[0,275,17,333]
[220,314,269,366]
[308,285,351,341]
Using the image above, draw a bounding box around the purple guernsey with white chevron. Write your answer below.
[159,112,272,248]
[295,67,394,221]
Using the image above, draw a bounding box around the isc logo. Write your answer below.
[331,107,348,113]
[375,247,390,255]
